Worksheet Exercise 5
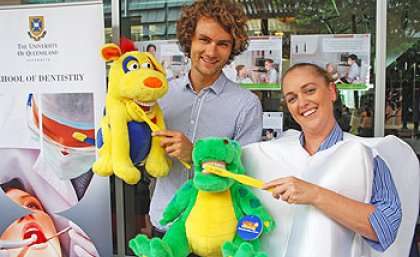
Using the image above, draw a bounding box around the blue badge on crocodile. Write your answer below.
[237,215,263,241]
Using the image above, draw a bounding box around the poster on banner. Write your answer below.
[137,37,282,90]
[262,112,283,141]
[0,2,112,257]
[290,34,371,90]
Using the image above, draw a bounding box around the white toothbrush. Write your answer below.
[0,234,37,249]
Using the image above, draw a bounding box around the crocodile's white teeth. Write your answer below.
[202,169,211,175]
[202,161,226,174]
[202,161,226,169]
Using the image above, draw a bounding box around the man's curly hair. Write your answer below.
[176,0,249,64]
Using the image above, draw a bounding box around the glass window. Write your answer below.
[385,1,420,156]
[115,1,390,256]
[247,1,378,136]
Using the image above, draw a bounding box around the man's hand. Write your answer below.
[152,130,193,163]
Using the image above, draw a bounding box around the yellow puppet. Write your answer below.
[92,39,171,184]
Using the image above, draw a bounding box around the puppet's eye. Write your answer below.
[141,62,151,69]
[127,62,139,71]
[122,56,139,73]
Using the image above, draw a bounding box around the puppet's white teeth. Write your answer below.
[134,100,156,107]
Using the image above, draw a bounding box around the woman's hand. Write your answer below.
[261,176,320,205]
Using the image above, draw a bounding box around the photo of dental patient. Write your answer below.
[0,178,98,257]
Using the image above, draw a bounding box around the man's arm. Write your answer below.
[233,93,263,146]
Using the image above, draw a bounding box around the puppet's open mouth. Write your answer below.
[202,161,226,174]
[133,100,156,114]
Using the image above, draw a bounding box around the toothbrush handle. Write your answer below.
[205,165,273,192]
[235,174,274,192]
[131,105,191,170]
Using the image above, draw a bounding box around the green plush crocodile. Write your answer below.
[129,137,275,257]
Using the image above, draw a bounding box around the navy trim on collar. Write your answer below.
[299,122,344,153]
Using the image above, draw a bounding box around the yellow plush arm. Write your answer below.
[145,106,171,177]
[107,99,142,184]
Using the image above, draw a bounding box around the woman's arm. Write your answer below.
[312,184,378,240]
[261,156,402,251]
[262,176,378,241]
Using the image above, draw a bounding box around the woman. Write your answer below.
[146,44,157,57]
[242,63,402,256]
[235,64,253,84]
[0,178,98,257]
[262,59,278,84]
[325,63,339,81]
[0,179,62,257]
[360,105,373,137]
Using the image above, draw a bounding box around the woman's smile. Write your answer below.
[301,108,317,117]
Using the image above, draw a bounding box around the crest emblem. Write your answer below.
[28,16,47,41]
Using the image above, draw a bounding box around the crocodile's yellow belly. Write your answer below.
[185,190,237,257]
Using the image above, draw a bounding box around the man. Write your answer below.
[149,0,263,240]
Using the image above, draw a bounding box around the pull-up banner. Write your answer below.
[0,2,112,257]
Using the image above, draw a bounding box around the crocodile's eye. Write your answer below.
[223,139,229,144]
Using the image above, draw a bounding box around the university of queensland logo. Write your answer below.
[28,16,47,41]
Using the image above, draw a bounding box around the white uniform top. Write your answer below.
[242,132,419,257]
[345,134,420,257]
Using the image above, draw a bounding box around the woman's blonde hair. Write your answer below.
[283,63,333,86]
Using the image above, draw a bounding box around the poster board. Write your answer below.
[137,36,283,90]
[137,40,186,82]
[291,34,371,89]
[262,112,283,141]
[290,34,371,108]
[232,36,282,90]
